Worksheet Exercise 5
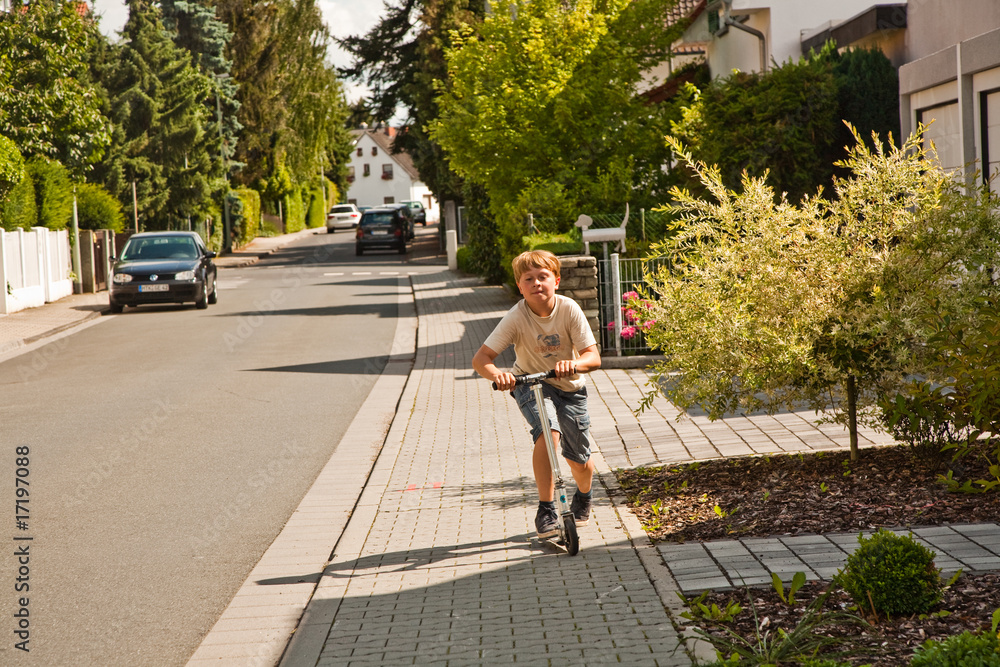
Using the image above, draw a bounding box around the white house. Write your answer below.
[345,125,439,221]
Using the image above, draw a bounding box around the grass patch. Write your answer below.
[523,231,582,255]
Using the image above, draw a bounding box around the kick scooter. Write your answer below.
[493,369,580,556]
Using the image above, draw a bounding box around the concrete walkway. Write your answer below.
[4,228,999,666]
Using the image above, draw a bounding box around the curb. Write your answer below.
[597,461,718,666]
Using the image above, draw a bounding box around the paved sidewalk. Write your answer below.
[279,273,692,666]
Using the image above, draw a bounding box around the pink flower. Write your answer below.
[622,291,639,301]
[606,322,616,331]
[623,308,638,323]
[620,326,637,340]
[641,320,655,331]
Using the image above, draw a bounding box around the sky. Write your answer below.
[89,0,386,103]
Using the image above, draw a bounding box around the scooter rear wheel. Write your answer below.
[562,513,579,556]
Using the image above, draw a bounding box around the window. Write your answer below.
[383,196,395,204]
[362,164,370,177]
[371,146,378,156]
[346,166,355,182]
[356,147,362,157]
[381,164,393,180]
[917,101,961,172]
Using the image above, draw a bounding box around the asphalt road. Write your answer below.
[0,226,443,666]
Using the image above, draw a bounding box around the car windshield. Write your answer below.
[121,237,199,261]
[330,205,355,213]
[361,213,395,226]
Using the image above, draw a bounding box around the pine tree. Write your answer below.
[95,0,216,229]
[160,0,242,173]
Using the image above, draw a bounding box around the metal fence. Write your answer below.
[597,254,671,356]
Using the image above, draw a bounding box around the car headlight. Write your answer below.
[112,273,132,284]
[175,270,195,281]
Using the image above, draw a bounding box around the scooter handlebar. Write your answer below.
[492,369,559,390]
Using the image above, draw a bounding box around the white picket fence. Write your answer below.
[1,227,73,315]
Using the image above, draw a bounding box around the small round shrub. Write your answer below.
[835,529,942,616]
[75,182,125,232]
[910,630,1000,667]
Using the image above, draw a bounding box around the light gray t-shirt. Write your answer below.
[483,295,597,392]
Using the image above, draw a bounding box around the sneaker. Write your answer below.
[571,492,591,526]
[535,504,559,538]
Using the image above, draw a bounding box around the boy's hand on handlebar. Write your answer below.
[553,360,577,379]
[492,371,517,391]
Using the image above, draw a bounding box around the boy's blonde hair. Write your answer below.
[512,250,561,282]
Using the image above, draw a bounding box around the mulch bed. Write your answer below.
[614,442,1000,665]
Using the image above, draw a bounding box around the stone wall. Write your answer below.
[556,255,601,349]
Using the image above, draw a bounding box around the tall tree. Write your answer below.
[339,0,485,203]
[431,0,680,275]
[95,0,218,228]
[0,1,112,176]
[217,0,352,197]
[160,0,243,172]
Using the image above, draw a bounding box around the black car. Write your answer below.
[355,205,415,255]
[401,200,427,226]
[109,231,218,313]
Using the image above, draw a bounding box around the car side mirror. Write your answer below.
[205,251,217,259]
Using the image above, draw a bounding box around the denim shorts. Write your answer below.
[513,383,592,464]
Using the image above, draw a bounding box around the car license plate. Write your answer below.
[372,230,388,235]
[139,284,169,292]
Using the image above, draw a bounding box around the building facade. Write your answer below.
[346,126,439,221]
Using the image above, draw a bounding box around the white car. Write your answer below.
[326,204,361,232]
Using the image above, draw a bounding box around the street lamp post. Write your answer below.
[215,74,232,253]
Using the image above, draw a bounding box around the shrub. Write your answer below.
[306,184,325,229]
[835,530,942,617]
[910,630,1000,667]
[282,186,306,233]
[231,187,260,248]
[27,157,73,229]
[456,245,472,274]
[0,134,25,202]
[0,169,36,230]
[75,182,125,232]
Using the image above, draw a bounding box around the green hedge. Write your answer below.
[0,135,25,202]
[75,182,125,232]
[0,170,36,230]
[27,157,73,230]
[232,187,260,248]
[306,184,325,228]
[283,187,306,233]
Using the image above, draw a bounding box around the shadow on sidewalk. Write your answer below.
[274,536,687,664]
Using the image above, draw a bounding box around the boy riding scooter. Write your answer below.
[472,250,601,540]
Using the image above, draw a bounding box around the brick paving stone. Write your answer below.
[291,273,693,666]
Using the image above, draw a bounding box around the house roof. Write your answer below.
[351,126,421,181]
[667,0,705,25]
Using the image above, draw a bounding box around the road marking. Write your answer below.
[353,272,372,275]
[379,271,399,275]
[323,272,344,276]
[218,279,250,290]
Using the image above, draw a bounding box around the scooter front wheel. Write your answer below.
[562,513,579,556]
